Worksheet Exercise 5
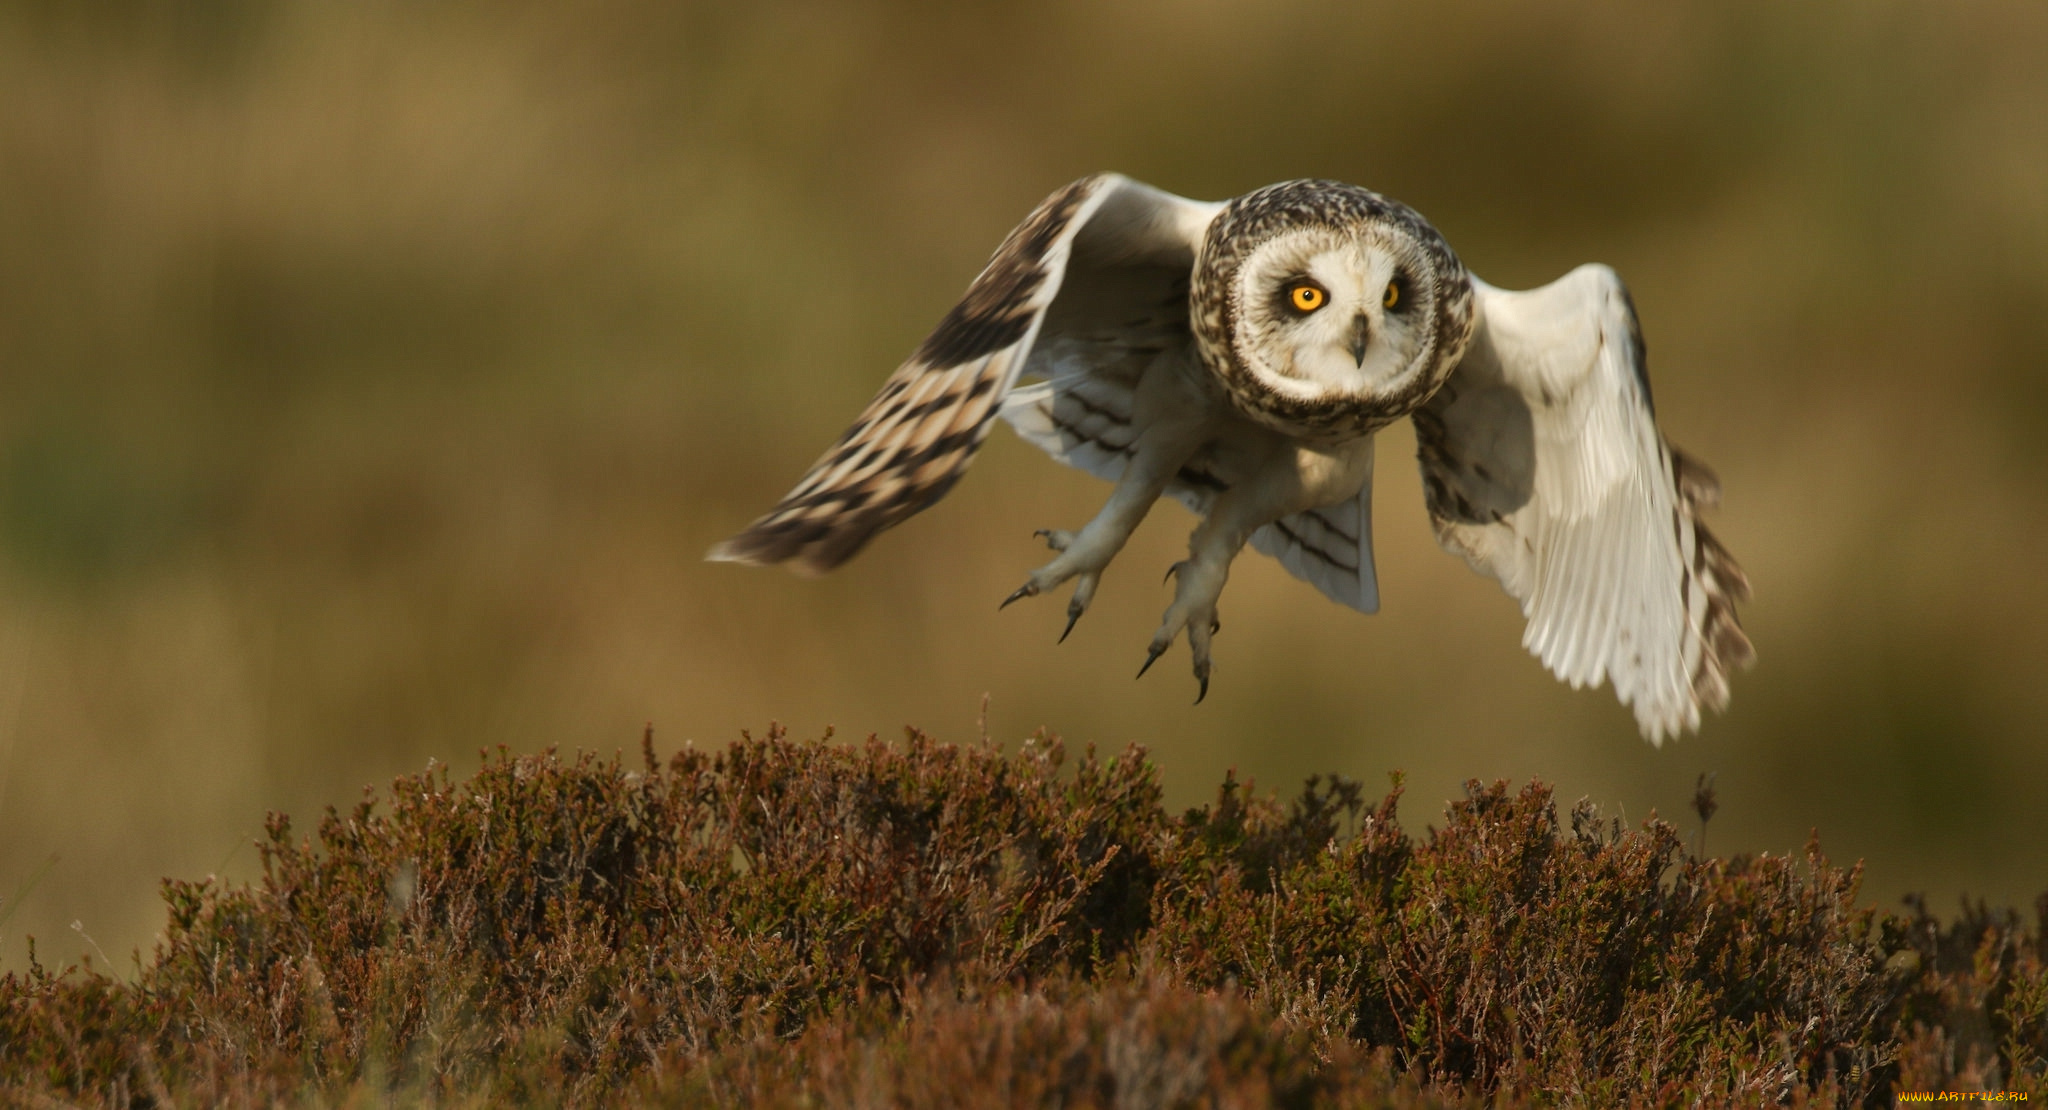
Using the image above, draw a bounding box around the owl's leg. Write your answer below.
[1142,438,1374,701]
[999,414,1210,638]
[1138,514,1242,703]
[1027,527,1093,642]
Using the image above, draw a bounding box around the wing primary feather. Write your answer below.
[714,174,1231,577]
[1420,271,1750,742]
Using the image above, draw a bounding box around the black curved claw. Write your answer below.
[1163,561,1185,585]
[999,583,1037,610]
[1136,642,1167,679]
[1059,603,1083,644]
[1193,671,1210,705]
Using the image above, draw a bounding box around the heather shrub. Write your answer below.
[1,728,2041,1107]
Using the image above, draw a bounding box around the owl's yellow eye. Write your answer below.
[1383,281,1401,309]
[1289,284,1325,312]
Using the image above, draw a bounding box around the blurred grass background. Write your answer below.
[1,0,2044,972]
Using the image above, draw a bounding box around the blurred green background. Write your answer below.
[2,0,2045,972]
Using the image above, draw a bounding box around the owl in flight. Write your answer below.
[709,176,1752,742]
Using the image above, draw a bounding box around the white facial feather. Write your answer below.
[1229,227,1444,414]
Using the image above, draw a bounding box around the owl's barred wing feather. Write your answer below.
[1246,463,1379,614]
[708,174,1218,575]
[1414,268,1752,742]
[705,176,1103,573]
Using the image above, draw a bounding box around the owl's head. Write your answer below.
[1192,180,1475,438]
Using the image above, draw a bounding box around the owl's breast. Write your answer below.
[1201,344,1462,443]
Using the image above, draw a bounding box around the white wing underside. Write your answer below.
[1415,267,1751,742]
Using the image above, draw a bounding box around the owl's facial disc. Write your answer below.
[1238,231,1430,403]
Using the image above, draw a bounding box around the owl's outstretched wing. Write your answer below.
[708,174,1219,575]
[1414,266,1752,742]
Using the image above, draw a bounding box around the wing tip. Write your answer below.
[704,529,842,578]
[705,536,786,575]
[1670,447,1724,510]
[712,528,872,577]
[1626,614,1755,747]
[1631,691,1704,748]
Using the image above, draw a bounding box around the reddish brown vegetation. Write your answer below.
[2,729,2042,1106]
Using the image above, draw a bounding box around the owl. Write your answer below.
[708,176,1753,743]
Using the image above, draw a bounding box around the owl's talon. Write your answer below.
[1013,526,1111,630]
[1163,561,1185,584]
[999,582,1038,610]
[1188,610,1216,703]
[1146,552,1224,701]
[1034,528,1076,553]
[1057,573,1098,642]
[1136,641,1167,679]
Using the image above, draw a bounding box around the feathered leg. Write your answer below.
[1000,413,1209,632]
[1142,436,1376,700]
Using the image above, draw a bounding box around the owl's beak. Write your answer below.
[1348,314,1371,367]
